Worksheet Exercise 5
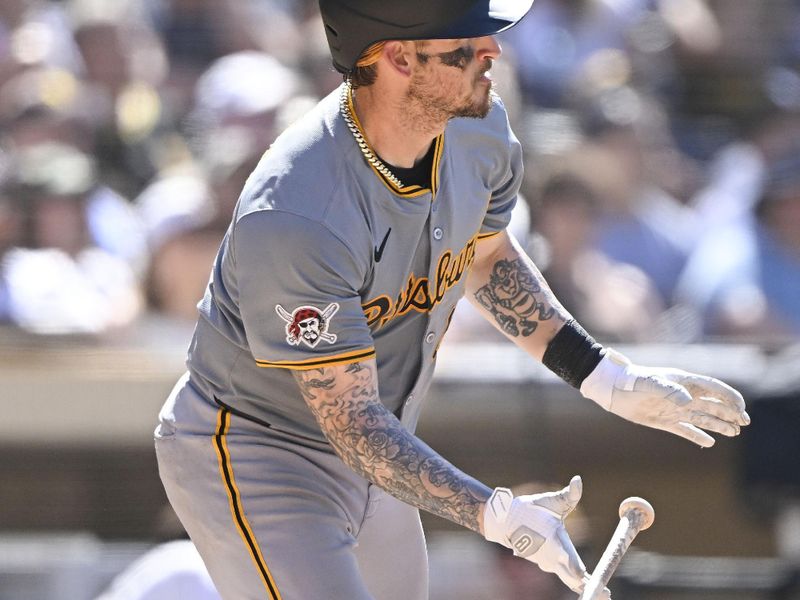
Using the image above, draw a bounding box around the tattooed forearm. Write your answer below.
[292,362,491,533]
[473,257,558,337]
[293,368,336,401]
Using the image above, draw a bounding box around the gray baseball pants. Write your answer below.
[155,375,428,600]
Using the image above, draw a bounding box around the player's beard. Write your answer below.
[404,61,493,131]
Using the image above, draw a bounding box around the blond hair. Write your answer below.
[349,41,385,88]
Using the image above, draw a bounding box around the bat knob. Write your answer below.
[618,497,655,530]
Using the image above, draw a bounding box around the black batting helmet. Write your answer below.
[318,0,535,74]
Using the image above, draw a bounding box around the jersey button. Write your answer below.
[433,227,443,240]
[425,332,436,344]
[406,394,414,405]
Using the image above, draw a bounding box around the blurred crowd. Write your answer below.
[0,0,799,346]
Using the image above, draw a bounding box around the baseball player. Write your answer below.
[154,1,750,598]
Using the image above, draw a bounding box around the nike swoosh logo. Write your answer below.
[374,228,392,263]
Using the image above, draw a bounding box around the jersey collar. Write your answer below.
[345,88,444,200]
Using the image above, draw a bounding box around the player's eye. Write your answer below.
[436,45,474,69]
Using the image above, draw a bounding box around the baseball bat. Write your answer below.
[578,497,655,600]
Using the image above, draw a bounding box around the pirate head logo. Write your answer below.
[275,302,339,348]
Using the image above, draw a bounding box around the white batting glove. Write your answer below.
[483,476,607,597]
[581,349,750,448]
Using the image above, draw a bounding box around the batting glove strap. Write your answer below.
[580,348,632,411]
[483,487,513,545]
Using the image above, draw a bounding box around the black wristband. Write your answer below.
[541,319,604,389]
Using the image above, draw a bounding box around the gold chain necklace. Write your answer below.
[340,80,405,189]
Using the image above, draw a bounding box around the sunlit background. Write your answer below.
[1,0,799,598]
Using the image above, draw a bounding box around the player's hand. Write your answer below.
[483,476,608,597]
[580,349,750,448]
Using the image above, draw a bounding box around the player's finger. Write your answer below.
[660,381,695,408]
[679,375,748,424]
[554,527,588,592]
[689,412,740,437]
[691,396,746,426]
[533,476,583,516]
[669,422,716,448]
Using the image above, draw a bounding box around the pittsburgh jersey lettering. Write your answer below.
[362,234,478,328]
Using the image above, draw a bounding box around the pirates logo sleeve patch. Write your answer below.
[275,303,340,348]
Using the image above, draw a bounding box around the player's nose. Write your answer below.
[474,36,502,62]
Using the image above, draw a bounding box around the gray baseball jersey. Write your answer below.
[185,83,522,442]
[155,83,523,599]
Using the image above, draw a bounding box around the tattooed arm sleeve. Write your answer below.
[466,230,571,360]
[292,359,492,533]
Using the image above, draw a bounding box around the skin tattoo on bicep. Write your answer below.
[474,257,557,337]
[292,363,489,532]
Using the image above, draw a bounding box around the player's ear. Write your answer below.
[382,41,415,77]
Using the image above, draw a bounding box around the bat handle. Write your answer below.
[578,497,655,600]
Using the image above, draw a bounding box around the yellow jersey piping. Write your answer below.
[255,347,376,370]
[214,408,283,599]
[346,91,444,199]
